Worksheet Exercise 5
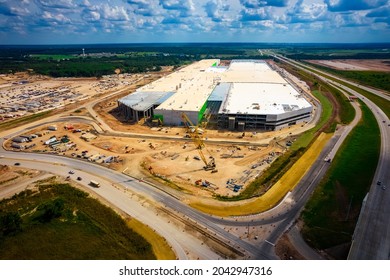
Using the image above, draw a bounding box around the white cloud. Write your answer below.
[0,0,388,43]
[42,10,71,23]
[36,0,76,9]
[100,4,130,21]
[285,0,327,23]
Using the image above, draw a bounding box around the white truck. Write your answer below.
[89,180,100,188]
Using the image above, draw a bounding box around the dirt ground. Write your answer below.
[5,121,293,198]
[0,164,44,196]
[3,64,316,200]
[306,59,390,71]
[275,233,305,260]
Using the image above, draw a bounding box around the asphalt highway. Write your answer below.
[275,54,390,259]
[2,56,387,259]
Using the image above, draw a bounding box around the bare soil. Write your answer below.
[275,233,305,260]
[3,66,317,201]
[5,122,287,198]
[307,59,390,72]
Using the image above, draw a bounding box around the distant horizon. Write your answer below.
[1,41,390,47]
[0,0,389,45]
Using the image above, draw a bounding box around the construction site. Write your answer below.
[3,59,318,199]
[5,120,294,197]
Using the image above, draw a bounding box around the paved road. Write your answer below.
[2,57,384,259]
[275,54,390,259]
[0,154,221,260]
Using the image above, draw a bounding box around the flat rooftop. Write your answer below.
[132,59,306,113]
[118,91,174,111]
[219,83,312,115]
[222,60,286,84]
[151,59,220,112]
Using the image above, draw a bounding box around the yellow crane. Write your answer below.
[181,113,216,171]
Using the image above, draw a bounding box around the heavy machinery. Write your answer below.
[181,113,216,171]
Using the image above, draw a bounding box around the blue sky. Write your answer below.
[0,0,389,44]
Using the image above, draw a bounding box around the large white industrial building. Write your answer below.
[117,59,313,130]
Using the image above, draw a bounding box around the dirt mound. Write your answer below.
[0,165,11,174]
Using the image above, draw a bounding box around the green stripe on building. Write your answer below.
[198,101,208,122]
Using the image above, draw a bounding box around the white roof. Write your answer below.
[150,59,220,111]
[138,59,309,113]
[219,83,312,115]
[118,91,173,111]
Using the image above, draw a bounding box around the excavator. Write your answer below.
[181,113,217,171]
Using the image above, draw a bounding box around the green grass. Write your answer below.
[301,61,390,119]
[336,70,390,92]
[291,90,333,150]
[0,111,52,132]
[305,62,390,92]
[30,54,77,60]
[0,182,156,260]
[326,85,356,124]
[301,102,380,256]
[339,82,390,119]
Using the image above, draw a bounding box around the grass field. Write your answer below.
[0,180,163,260]
[191,133,332,216]
[300,62,390,119]
[342,83,390,119]
[30,54,77,60]
[301,102,380,257]
[126,219,176,260]
[305,62,390,92]
[292,90,333,150]
[0,111,52,132]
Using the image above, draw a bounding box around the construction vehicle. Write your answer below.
[181,113,216,171]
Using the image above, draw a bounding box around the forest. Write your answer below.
[0,43,389,77]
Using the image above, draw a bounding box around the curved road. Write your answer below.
[276,54,390,259]
[2,57,387,259]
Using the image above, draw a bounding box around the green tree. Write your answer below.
[0,211,22,236]
[36,198,65,223]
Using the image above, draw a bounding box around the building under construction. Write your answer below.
[117,59,313,130]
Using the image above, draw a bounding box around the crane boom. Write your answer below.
[181,113,216,171]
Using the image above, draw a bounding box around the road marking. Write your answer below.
[264,239,275,246]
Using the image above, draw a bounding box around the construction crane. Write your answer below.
[181,113,216,171]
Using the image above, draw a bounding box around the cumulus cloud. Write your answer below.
[100,4,130,21]
[35,0,76,9]
[127,0,160,16]
[0,1,31,16]
[81,9,100,22]
[42,10,71,23]
[240,7,270,21]
[285,0,327,24]
[159,0,195,17]
[0,0,388,43]
[203,0,230,22]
